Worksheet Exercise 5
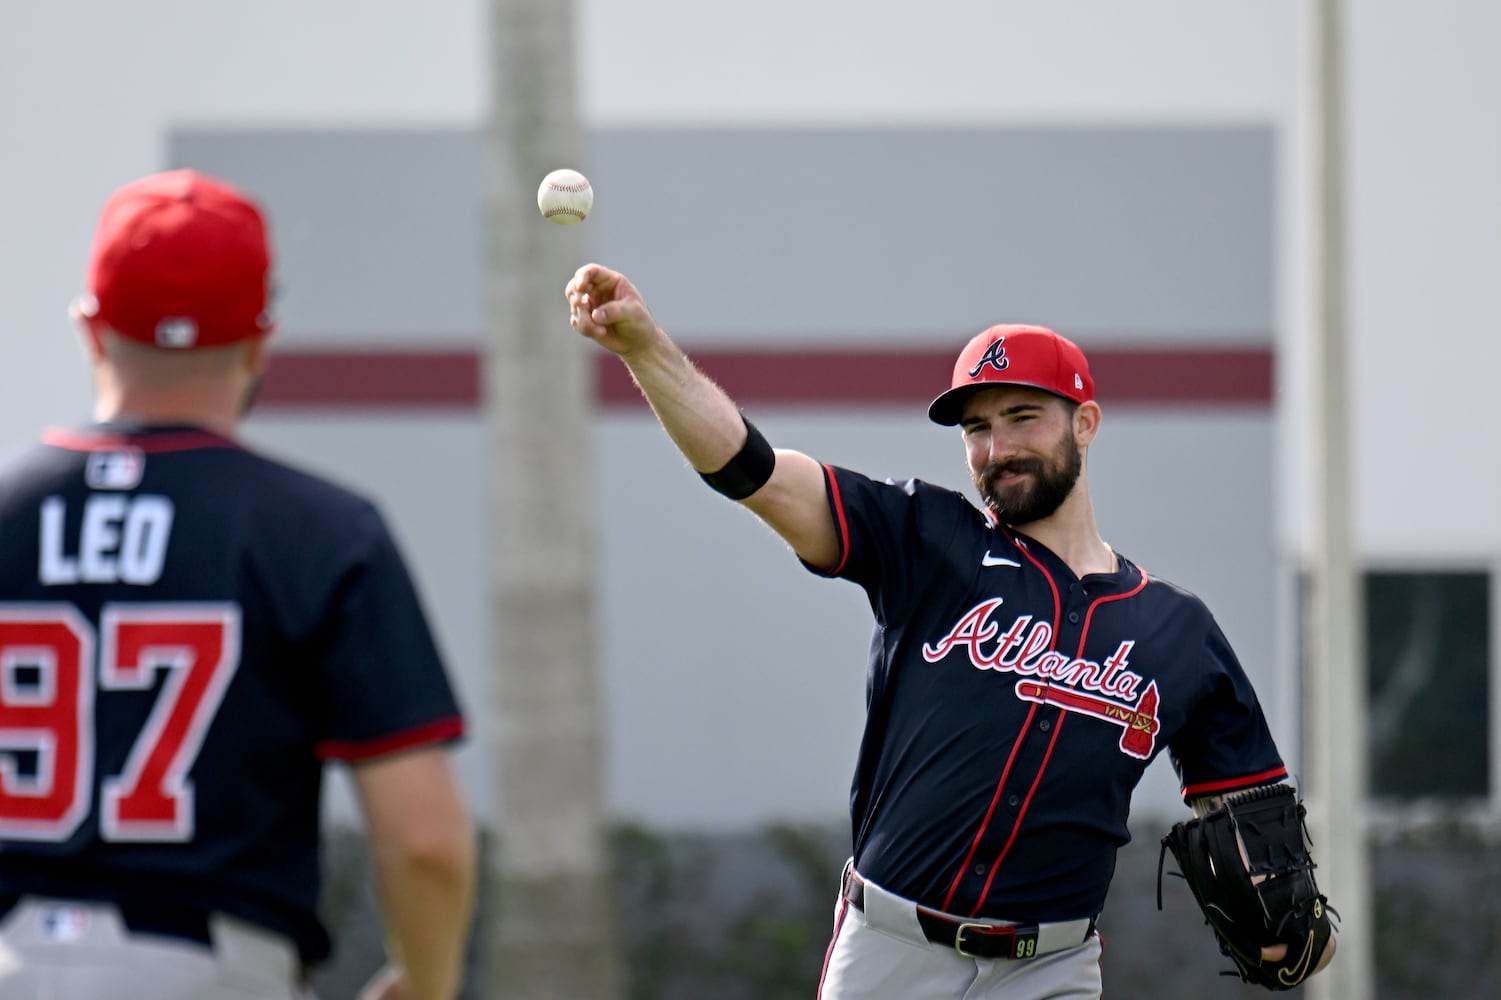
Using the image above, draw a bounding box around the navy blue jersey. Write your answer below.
[812,465,1285,923]
[0,423,465,963]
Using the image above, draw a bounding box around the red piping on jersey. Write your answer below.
[967,569,1151,914]
[42,427,240,454]
[317,716,465,762]
[1008,530,1064,626]
[1182,765,1289,801]
[968,711,1068,915]
[1078,571,1149,647]
[822,464,852,577]
[816,898,850,998]
[940,700,1041,911]
[941,529,1062,911]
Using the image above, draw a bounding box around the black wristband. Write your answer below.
[699,416,776,500]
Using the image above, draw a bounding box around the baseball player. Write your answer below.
[0,170,476,1000]
[564,263,1336,998]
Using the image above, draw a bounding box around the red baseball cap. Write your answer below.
[76,169,274,349]
[927,324,1095,425]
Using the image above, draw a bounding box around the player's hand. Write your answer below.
[1260,934,1337,971]
[564,263,662,357]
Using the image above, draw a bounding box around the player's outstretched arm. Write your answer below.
[353,747,478,1000]
[565,263,839,568]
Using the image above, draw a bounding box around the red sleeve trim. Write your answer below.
[1181,765,1288,800]
[823,464,852,577]
[317,716,465,762]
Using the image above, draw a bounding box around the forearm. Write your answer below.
[618,336,750,473]
[370,825,477,1000]
[564,261,837,561]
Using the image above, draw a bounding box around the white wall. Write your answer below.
[1275,0,1501,561]
[582,0,1296,125]
[1345,0,1501,559]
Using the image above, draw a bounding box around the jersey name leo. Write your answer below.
[38,494,175,586]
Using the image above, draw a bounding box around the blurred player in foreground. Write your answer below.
[0,170,476,1000]
[564,263,1335,998]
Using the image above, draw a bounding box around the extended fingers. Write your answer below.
[567,292,598,335]
[565,265,605,324]
[565,267,597,331]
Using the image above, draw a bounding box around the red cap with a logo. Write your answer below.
[927,324,1094,425]
[77,169,274,349]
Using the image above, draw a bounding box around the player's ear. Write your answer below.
[1073,400,1102,446]
[70,306,106,363]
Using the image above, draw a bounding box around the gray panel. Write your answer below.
[169,130,485,341]
[170,126,1270,348]
[590,127,1273,344]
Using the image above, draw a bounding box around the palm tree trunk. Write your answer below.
[482,1,622,996]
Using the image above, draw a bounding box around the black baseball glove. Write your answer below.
[1158,783,1336,991]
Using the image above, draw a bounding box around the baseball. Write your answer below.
[536,168,593,225]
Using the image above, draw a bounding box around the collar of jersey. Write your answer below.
[1005,528,1140,588]
[44,422,241,453]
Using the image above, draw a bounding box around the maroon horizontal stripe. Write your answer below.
[260,346,1272,410]
[260,351,481,408]
[596,347,1274,408]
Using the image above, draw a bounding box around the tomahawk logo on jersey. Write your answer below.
[0,423,465,964]
[810,465,1285,924]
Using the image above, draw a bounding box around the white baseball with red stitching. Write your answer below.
[536,168,593,225]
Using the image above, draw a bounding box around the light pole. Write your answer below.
[1305,1,1373,997]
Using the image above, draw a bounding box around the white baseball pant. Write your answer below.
[818,868,1103,1000]
[0,898,314,1000]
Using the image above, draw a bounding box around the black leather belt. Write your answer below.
[0,891,213,949]
[841,871,1094,961]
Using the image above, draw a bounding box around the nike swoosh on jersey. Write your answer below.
[981,552,1022,568]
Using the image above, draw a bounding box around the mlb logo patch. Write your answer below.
[86,448,145,490]
[40,905,91,943]
[155,316,199,348]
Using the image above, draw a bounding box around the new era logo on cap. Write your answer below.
[77,169,275,349]
[927,324,1095,425]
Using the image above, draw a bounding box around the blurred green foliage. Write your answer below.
[316,817,1501,1000]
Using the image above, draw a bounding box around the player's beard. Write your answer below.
[973,425,1083,526]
